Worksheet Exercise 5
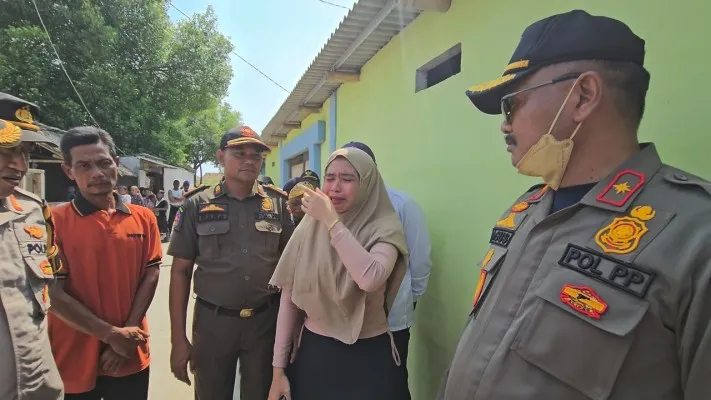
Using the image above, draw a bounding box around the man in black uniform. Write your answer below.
[168,125,294,400]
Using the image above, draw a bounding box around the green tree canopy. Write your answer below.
[0,0,235,165]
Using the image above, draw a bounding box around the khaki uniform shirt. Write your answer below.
[0,188,63,400]
[168,181,294,309]
[439,143,711,400]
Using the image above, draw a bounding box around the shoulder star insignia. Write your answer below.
[613,182,631,194]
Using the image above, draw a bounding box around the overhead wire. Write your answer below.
[167,1,291,93]
[30,0,101,129]
[317,0,351,10]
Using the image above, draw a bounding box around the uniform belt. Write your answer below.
[196,295,279,318]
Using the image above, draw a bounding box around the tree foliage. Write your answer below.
[176,100,241,183]
[0,0,235,165]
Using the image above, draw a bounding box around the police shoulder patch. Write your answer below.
[184,185,210,200]
[264,184,287,198]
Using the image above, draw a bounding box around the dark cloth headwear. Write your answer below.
[219,125,270,152]
[341,141,376,164]
[300,169,320,187]
[283,177,304,193]
[465,9,650,114]
[0,92,53,148]
[258,175,274,185]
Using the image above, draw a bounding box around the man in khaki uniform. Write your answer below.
[168,126,294,400]
[438,10,711,400]
[0,93,63,399]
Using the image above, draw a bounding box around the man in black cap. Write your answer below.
[282,176,315,226]
[300,169,320,188]
[257,175,274,186]
[168,125,293,400]
[438,10,711,400]
[0,93,64,399]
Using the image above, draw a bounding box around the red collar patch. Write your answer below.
[596,169,645,207]
[527,185,549,203]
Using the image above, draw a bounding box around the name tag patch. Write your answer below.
[26,242,47,255]
[559,243,655,298]
[490,228,514,248]
[255,211,280,222]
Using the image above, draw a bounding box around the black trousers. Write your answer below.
[65,367,149,400]
[192,299,278,400]
[168,205,180,231]
[392,328,412,400]
[288,329,405,400]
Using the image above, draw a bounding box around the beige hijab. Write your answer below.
[270,147,408,344]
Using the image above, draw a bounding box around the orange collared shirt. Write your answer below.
[48,193,161,393]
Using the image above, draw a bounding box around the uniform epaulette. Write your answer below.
[184,185,210,200]
[663,169,711,197]
[41,200,63,275]
[264,184,287,197]
[525,183,547,194]
[13,186,42,204]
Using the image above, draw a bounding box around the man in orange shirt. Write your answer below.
[48,126,162,399]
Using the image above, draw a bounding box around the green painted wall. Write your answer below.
[263,98,331,186]
[330,1,710,399]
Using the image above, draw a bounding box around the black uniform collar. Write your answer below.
[71,192,131,216]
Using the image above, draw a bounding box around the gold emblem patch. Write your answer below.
[594,205,656,255]
[15,106,33,124]
[39,259,53,276]
[0,120,21,148]
[496,213,516,229]
[199,204,225,213]
[261,198,274,212]
[24,225,44,239]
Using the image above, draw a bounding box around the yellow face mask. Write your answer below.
[515,78,583,190]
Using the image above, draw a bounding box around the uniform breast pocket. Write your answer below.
[511,268,648,400]
[254,214,282,251]
[196,221,230,257]
[23,255,54,315]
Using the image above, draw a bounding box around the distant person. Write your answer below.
[258,175,274,186]
[182,180,190,193]
[117,186,132,204]
[301,169,321,188]
[66,186,77,201]
[154,190,169,241]
[167,180,184,236]
[283,177,314,227]
[49,126,162,399]
[129,186,144,206]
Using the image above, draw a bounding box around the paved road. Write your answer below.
[147,244,241,400]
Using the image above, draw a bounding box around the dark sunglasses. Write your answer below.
[501,72,582,123]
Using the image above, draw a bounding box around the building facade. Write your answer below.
[261,1,710,398]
